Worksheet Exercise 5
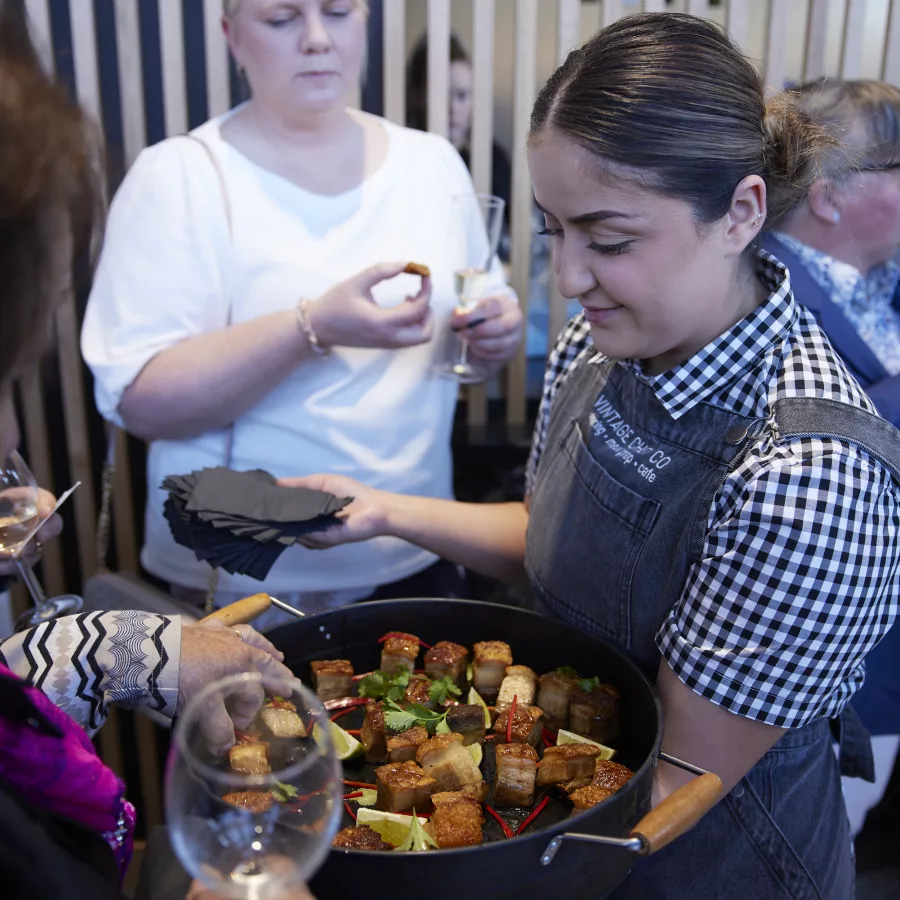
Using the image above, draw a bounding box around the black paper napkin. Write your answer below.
[161,467,352,580]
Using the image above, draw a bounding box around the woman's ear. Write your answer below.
[808,179,842,225]
[723,174,766,256]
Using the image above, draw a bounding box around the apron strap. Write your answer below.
[830,704,876,782]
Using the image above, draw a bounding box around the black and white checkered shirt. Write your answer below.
[527,251,900,728]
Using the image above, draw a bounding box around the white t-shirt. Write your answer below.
[81,110,510,601]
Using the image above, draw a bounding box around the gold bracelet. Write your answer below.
[296,299,329,356]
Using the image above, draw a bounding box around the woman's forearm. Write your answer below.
[119,310,312,440]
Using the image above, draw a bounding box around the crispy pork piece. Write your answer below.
[403,261,431,278]
[537,671,579,728]
[416,733,485,797]
[446,704,486,746]
[361,701,388,763]
[310,660,353,702]
[380,632,421,675]
[569,683,621,743]
[386,726,429,762]
[228,739,270,775]
[259,698,307,739]
[496,665,538,714]
[375,760,436,813]
[560,776,593,794]
[536,744,602,785]
[403,675,436,710]
[332,824,394,851]
[491,704,543,747]
[424,641,469,685]
[222,791,274,813]
[429,791,484,848]
[569,759,634,811]
[472,641,512,701]
[493,743,539,807]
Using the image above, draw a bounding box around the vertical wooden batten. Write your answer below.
[114,0,147,169]
[159,0,189,137]
[883,0,900,83]
[69,0,102,121]
[204,0,231,117]
[726,0,751,49]
[382,0,406,126]
[841,0,869,79]
[426,0,450,138]
[24,0,53,72]
[804,0,832,81]
[764,0,791,95]
[602,0,624,27]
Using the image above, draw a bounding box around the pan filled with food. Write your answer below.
[239,599,720,900]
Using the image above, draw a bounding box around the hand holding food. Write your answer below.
[450,292,523,363]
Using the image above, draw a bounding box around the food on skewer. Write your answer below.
[424,641,469,685]
[446,704,486,746]
[496,665,537,714]
[259,696,307,739]
[361,701,389,763]
[310,660,354,702]
[403,261,431,278]
[537,669,579,729]
[375,760,436,813]
[569,759,635,811]
[428,791,484,848]
[569,679,621,743]
[222,790,274,813]
[493,743,539,807]
[386,726,430,763]
[492,704,543,747]
[228,738,271,775]
[472,641,512,702]
[380,633,421,675]
[416,733,486,799]
[536,743,603,786]
[403,675,436,710]
[332,824,394,851]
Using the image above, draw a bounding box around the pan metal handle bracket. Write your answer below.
[540,832,647,865]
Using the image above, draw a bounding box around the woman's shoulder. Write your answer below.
[375,116,470,174]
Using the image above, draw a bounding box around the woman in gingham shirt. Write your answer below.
[289,14,900,898]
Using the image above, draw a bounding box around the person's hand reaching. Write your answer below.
[452,292,523,367]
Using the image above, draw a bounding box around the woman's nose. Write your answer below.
[554,242,597,301]
[301,11,332,53]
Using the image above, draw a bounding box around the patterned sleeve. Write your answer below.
[657,440,900,728]
[525,314,593,496]
[0,610,182,736]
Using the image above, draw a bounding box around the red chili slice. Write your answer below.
[343,800,357,822]
[342,780,377,790]
[342,791,364,800]
[484,803,513,839]
[514,795,549,836]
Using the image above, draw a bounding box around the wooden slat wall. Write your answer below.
[765,0,792,94]
[382,0,406,125]
[884,0,900,83]
[842,0,870,78]
[426,0,451,138]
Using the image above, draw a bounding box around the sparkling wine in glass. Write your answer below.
[441,193,505,383]
[166,673,342,900]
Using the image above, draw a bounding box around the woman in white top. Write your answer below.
[81,0,521,616]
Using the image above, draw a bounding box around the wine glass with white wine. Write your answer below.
[440,193,505,383]
[0,450,82,629]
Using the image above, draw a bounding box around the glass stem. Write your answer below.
[15,557,48,607]
[458,340,469,368]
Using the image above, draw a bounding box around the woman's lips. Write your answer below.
[582,305,622,325]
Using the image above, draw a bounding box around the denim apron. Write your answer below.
[525,358,900,900]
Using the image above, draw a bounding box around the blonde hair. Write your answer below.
[223,0,369,19]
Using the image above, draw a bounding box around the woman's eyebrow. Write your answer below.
[534,198,636,224]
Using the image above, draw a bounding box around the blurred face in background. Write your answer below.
[449,60,473,150]
[224,0,368,116]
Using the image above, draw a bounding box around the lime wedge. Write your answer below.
[555,729,616,760]
[467,742,483,767]
[312,720,364,761]
[355,788,378,807]
[467,687,492,728]
[356,808,429,848]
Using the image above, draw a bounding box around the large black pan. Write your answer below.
[266,599,719,900]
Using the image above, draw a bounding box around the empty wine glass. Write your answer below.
[166,672,342,900]
[0,450,82,630]
[440,193,506,383]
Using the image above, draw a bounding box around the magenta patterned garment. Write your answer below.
[0,662,136,881]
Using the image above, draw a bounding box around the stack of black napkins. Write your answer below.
[162,467,352,580]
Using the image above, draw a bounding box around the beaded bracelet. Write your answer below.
[296,299,329,356]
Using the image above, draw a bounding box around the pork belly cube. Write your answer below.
[569,760,634,812]
[374,760,436,813]
[309,660,353,702]
[446,704,486,746]
[569,683,621,743]
[429,791,484,848]
[493,743,539,807]
[332,824,394,852]
[472,641,512,701]
[537,671,578,728]
[496,665,537,714]
[222,791,274,813]
[386,726,429,762]
[491,704,543,747]
[560,776,593,794]
[228,740,270,775]
[380,632,420,675]
[536,744,601,786]
[260,698,307,739]
[424,641,469,685]
[361,701,388,763]
[416,733,485,796]
[403,675,436,710]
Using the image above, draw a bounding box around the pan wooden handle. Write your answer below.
[630,772,722,854]
[199,593,272,627]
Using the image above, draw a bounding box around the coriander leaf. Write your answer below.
[428,676,462,705]
[435,717,451,734]
[397,810,438,852]
[408,703,442,721]
[384,705,419,733]
[578,676,601,692]
[358,671,389,699]
[272,782,298,802]
[555,666,578,679]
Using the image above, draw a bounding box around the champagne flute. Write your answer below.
[440,193,506,383]
[166,672,342,900]
[0,450,82,630]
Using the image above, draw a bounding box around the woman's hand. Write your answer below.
[0,487,63,576]
[452,292,523,368]
[307,262,433,351]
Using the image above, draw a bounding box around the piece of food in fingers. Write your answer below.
[428,791,484,848]
[228,738,271,775]
[536,743,601,786]
[222,790,274,813]
[445,703,486,746]
[416,733,485,798]
[403,675,436,710]
[380,632,421,675]
[374,760,436,813]
[310,659,354,702]
[332,824,394,852]
[403,261,431,277]
[361,700,389,763]
[493,743,539,807]
[492,704,543,747]
[424,641,469,685]
[472,641,512,702]
[568,680,621,743]
[496,665,538,714]
[259,696,307,739]
[386,726,430,763]
[537,670,579,729]
[568,759,635,812]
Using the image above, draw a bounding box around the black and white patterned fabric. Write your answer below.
[527,250,900,727]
